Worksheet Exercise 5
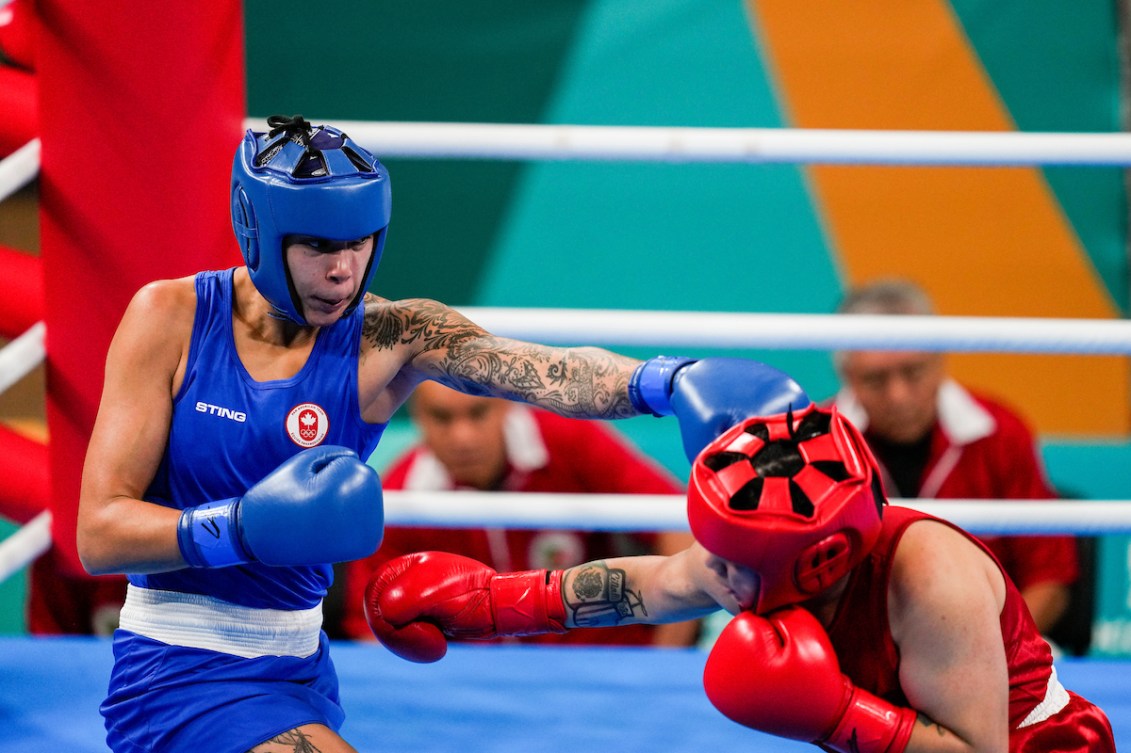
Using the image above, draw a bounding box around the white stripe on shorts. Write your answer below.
[119,584,323,659]
[1017,665,1071,729]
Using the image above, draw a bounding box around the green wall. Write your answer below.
[0,520,27,635]
[244,0,590,305]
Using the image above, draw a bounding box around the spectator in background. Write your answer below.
[832,278,1079,638]
[338,380,698,647]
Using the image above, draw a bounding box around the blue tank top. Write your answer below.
[131,269,387,609]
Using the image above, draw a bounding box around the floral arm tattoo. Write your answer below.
[561,562,649,627]
[363,298,640,418]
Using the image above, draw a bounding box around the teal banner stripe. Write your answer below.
[244,1,591,303]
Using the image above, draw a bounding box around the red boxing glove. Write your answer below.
[703,606,916,753]
[364,551,567,663]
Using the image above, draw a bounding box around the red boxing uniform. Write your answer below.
[836,380,1079,596]
[830,506,1114,751]
[340,406,683,644]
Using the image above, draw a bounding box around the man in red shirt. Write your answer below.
[832,279,1079,637]
[338,380,696,646]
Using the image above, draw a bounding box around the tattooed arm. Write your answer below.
[363,297,642,419]
[558,544,729,628]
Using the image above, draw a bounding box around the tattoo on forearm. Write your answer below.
[364,299,637,418]
[249,729,323,752]
[563,562,649,627]
[915,712,947,738]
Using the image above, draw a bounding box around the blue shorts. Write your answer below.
[101,630,345,753]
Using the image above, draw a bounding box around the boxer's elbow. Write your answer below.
[76,495,137,575]
[76,512,116,575]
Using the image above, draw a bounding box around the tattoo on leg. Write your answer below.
[564,562,649,627]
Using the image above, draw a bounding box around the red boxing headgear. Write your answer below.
[687,405,885,614]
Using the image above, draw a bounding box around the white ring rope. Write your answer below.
[382,492,1131,536]
[0,139,40,205]
[0,323,49,584]
[0,495,1125,587]
[257,119,1131,167]
[457,308,1131,354]
[0,321,45,396]
[0,510,50,585]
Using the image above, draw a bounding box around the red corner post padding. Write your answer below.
[0,424,47,524]
[0,65,35,156]
[0,0,37,156]
[0,244,43,338]
[36,1,246,575]
[0,0,36,69]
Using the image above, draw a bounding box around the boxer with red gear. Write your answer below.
[366,405,1115,752]
[691,407,913,752]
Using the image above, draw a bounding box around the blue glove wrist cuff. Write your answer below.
[628,356,696,417]
[177,498,252,568]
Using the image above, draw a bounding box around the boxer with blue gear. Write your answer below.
[629,356,811,461]
[230,114,392,325]
[90,109,842,752]
[177,445,384,568]
[87,115,395,752]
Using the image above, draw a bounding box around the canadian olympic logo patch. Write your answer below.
[286,403,329,447]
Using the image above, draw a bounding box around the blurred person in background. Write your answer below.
[337,380,698,647]
[831,278,1079,641]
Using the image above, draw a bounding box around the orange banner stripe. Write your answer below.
[748,0,1126,434]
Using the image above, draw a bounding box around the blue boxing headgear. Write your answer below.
[230,115,392,324]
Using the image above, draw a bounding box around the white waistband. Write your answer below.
[119,584,323,659]
[1017,665,1071,729]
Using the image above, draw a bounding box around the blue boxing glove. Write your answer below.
[177,445,383,568]
[629,356,810,461]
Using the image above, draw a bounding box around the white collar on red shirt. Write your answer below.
[401,404,550,490]
[833,378,996,447]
